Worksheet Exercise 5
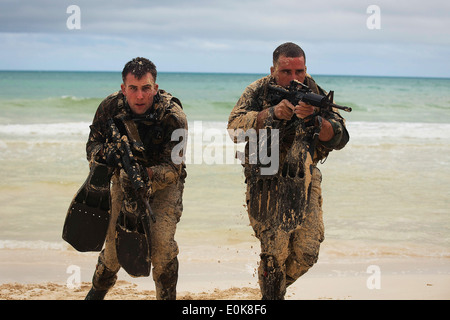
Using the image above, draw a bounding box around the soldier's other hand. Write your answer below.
[274,99,295,120]
[294,101,314,120]
[104,142,121,168]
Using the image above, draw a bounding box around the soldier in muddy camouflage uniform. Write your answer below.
[84,57,187,300]
[228,43,349,299]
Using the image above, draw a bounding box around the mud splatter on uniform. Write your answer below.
[228,74,349,299]
[87,89,187,300]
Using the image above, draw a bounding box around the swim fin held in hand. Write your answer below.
[62,160,112,252]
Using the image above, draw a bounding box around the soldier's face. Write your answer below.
[121,72,159,115]
[271,55,307,87]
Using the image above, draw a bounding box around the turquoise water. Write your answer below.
[2,71,449,124]
[0,71,449,260]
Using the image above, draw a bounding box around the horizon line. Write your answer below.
[0,69,449,80]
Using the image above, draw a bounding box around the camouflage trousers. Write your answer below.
[92,170,184,300]
[247,166,324,300]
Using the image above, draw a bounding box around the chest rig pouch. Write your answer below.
[138,120,165,163]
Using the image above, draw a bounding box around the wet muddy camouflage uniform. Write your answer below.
[228,74,349,299]
[86,89,187,300]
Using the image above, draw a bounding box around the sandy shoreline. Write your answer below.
[0,245,449,300]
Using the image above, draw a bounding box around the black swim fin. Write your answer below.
[62,160,112,252]
[248,121,318,232]
[115,197,152,277]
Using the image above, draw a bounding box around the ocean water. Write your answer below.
[0,71,449,262]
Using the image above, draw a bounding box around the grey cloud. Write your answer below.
[1,0,449,76]
[1,0,449,46]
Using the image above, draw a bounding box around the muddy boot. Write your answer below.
[259,254,286,300]
[85,257,118,300]
[85,287,108,300]
[155,257,179,300]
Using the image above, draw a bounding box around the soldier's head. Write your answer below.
[121,57,159,115]
[270,42,307,87]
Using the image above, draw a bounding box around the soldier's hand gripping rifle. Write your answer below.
[105,119,156,224]
[268,79,352,117]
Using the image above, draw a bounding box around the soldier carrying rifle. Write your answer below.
[63,57,187,300]
[228,42,350,300]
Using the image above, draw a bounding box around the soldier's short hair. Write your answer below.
[273,42,306,65]
[122,57,157,83]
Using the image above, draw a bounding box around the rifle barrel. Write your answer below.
[268,84,352,112]
[331,103,352,112]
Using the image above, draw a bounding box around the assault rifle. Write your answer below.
[106,119,156,223]
[268,80,352,114]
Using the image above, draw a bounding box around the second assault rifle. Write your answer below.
[268,79,352,114]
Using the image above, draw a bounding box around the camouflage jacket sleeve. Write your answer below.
[149,95,188,191]
[227,76,273,134]
[304,76,349,154]
[86,91,123,163]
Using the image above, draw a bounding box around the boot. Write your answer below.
[85,256,118,300]
[259,254,286,300]
[85,287,108,300]
[155,257,179,300]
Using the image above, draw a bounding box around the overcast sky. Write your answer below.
[1,0,449,77]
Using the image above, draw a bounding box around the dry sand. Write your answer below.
[0,245,449,300]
